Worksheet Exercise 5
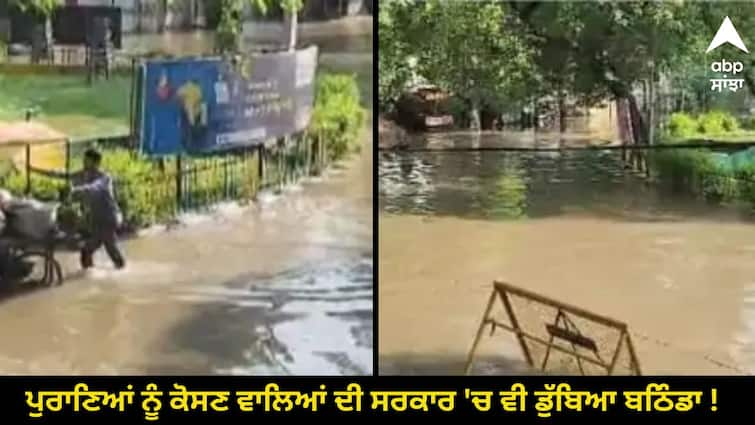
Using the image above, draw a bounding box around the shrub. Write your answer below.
[1,171,63,201]
[722,113,741,132]
[310,73,367,161]
[696,111,724,134]
[101,148,175,228]
[652,148,751,205]
[667,113,698,138]
[667,111,743,138]
[0,72,364,230]
[741,116,755,130]
[735,164,755,211]
[0,147,173,229]
[696,111,739,135]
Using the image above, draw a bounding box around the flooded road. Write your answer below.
[379,137,755,375]
[0,131,372,375]
[0,28,373,375]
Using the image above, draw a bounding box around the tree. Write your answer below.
[511,1,703,144]
[377,0,415,113]
[10,0,60,17]
[216,0,305,54]
[424,1,535,130]
[379,0,738,138]
[381,0,534,129]
[281,0,304,51]
[11,0,61,63]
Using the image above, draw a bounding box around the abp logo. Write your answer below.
[706,16,748,53]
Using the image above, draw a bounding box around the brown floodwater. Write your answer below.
[379,138,755,375]
[0,29,373,375]
[0,129,372,375]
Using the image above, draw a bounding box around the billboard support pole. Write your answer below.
[176,154,183,211]
[65,138,71,177]
[259,145,265,188]
[128,57,135,141]
[223,158,229,199]
[25,143,31,195]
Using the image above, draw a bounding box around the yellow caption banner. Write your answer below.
[25,383,717,420]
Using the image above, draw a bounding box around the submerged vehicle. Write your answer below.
[395,85,454,132]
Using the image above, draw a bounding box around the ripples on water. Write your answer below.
[379,149,750,222]
[380,149,645,218]
[180,256,374,376]
[379,145,755,374]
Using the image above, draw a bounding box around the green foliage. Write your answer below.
[667,113,698,138]
[0,69,363,230]
[741,116,755,130]
[735,164,755,211]
[0,148,172,229]
[666,111,743,139]
[652,148,755,207]
[215,0,305,53]
[10,0,61,17]
[722,113,740,133]
[100,149,175,228]
[2,171,62,201]
[311,73,366,161]
[279,0,303,13]
[379,1,752,136]
[379,0,535,118]
[697,111,731,135]
[216,0,245,54]
[203,0,224,29]
[377,0,414,112]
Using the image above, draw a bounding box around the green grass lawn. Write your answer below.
[0,54,372,142]
[0,74,132,140]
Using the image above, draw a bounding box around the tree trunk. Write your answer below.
[30,19,51,64]
[627,94,647,146]
[480,108,497,130]
[603,73,648,147]
[558,92,566,133]
[136,0,142,32]
[469,102,481,131]
[648,74,656,146]
[188,0,195,28]
[158,0,168,33]
[284,12,298,51]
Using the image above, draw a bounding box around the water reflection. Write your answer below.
[162,256,373,375]
[485,157,527,219]
[379,148,752,223]
[379,143,755,374]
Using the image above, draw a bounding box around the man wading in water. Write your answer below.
[32,149,126,270]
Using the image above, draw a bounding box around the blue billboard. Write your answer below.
[138,46,318,156]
